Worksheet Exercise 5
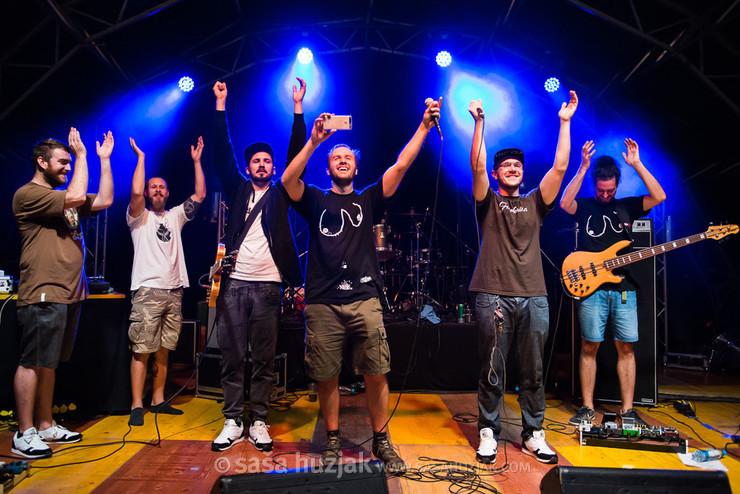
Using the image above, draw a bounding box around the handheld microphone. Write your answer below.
[477,108,485,119]
[424,98,442,138]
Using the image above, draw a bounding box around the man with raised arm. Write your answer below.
[560,139,665,428]
[281,99,441,473]
[126,136,206,426]
[210,78,307,452]
[12,128,114,458]
[468,92,578,466]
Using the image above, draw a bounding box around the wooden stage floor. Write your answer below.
[2,371,739,493]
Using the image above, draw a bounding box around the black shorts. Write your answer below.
[17,302,81,369]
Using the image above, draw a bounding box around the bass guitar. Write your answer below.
[207,243,235,307]
[562,224,737,299]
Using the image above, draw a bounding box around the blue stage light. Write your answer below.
[436,51,452,68]
[297,48,314,65]
[178,76,194,93]
[544,77,560,93]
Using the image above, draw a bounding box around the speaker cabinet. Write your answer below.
[211,461,389,493]
[571,219,658,406]
[540,466,731,493]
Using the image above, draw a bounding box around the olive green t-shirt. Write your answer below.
[12,182,96,307]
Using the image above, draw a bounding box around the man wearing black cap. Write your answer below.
[210,78,307,452]
[467,92,578,466]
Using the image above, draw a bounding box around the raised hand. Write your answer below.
[96,131,115,159]
[622,138,641,167]
[213,81,227,102]
[311,113,336,145]
[68,127,87,157]
[468,99,484,121]
[581,140,595,169]
[129,137,145,158]
[292,77,307,103]
[423,97,442,131]
[191,136,204,162]
[558,90,578,121]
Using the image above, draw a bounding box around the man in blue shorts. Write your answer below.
[560,138,666,426]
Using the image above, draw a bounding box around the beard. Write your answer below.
[328,168,354,188]
[148,195,167,211]
[44,168,67,188]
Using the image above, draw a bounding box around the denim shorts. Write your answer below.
[578,290,639,343]
[304,298,390,381]
[17,302,81,369]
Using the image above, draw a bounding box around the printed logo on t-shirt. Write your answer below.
[319,203,363,237]
[338,280,353,291]
[63,207,83,241]
[156,223,172,242]
[585,214,623,238]
[499,201,528,214]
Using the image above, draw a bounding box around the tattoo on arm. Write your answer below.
[183,197,202,220]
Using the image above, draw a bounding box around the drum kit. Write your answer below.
[373,209,472,314]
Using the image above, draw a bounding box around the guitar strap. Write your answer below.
[613,201,633,301]
[232,186,272,253]
[614,201,634,243]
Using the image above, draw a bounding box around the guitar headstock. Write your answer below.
[706,224,739,240]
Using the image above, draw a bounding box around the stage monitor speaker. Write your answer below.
[211,461,389,494]
[540,466,731,493]
[571,218,658,406]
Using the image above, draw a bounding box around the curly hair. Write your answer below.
[591,155,621,185]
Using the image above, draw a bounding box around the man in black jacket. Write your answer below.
[210,78,306,452]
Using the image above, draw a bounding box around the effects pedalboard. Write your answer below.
[1,461,29,493]
[578,412,688,454]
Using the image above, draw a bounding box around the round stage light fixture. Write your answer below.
[297,48,314,65]
[436,51,452,68]
[544,77,560,93]
[178,76,195,93]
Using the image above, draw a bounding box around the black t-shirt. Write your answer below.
[572,196,647,291]
[293,178,389,304]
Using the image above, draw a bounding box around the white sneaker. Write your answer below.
[38,421,82,443]
[248,420,273,452]
[522,429,558,464]
[211,419,244,452]
[12,428,52,459]
[476,427,497,464]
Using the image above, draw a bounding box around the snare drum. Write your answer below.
[373,224,395,261]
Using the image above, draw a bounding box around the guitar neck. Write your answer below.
[606,232,709,269]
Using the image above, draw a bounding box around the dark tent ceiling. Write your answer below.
[2,0,739,184]
[1,0,738,184]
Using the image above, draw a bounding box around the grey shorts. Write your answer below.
[128,286,183,354]
[17,302,81,369]
[304,298,391,381]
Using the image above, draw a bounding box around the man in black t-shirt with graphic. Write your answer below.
[282,101,440,473]
[560,139,666,428]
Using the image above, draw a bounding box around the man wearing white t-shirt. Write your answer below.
[126,136,206,426]
[209,79,306,452]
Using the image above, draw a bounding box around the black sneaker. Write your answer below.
[619,408,649,428]
[568,406,596,425]
[372,436,406,473]
[321,435,342,466]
